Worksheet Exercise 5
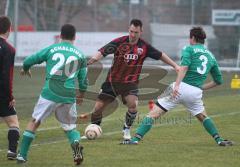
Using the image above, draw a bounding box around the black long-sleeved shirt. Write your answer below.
[0,37,15,102]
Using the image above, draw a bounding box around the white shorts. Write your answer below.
[157,82,204,116]
[32,96,77,131]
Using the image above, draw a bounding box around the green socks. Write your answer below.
[19,129,80,160]
[19,130,35,159]
[132,116,222,144]
[202,117,222,143]
[132,116,154,142]
[65,129,81,144]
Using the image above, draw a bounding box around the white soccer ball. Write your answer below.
[84,124,102,140]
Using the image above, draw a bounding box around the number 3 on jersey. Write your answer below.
[50,53,78,78]
[197,55,208,75]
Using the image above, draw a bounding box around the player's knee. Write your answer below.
[126,99,137,109]
[148,110,160,119]
[4,115,19,128]
[148,104,165,119]
[127,101,137,111]
[7,122,19,129]
[93,102,107,115]
[128,107,137,113]
[195,112,207,122]
[27,119,41,131]
[61,124,76,131]
[91,109,103,120]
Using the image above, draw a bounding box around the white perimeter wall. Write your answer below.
[9,32,127,61]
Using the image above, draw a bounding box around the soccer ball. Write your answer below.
[84,124,102,140]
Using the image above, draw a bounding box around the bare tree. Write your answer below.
[0,0,8,15]
[20,0,86,30]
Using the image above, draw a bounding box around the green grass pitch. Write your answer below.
[0,67,239,167]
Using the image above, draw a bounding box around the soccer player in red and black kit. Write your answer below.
[87,19,179,140]
[0,16,20,159]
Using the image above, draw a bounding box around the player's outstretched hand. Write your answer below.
[174,65,181,73]
[20,69,32,78]
[76,113,90,124]
[172,85,180,99]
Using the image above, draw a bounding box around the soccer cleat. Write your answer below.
[218,139,233,146]
[16,154,27,163]
[120,139,138,145]
[71,140,84,165]
[122,128,131,140]
[7,150,17,160]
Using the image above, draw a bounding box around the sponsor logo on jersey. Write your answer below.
[124,54,138,62]
[123,48,143,62]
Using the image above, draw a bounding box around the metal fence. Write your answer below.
[1,0,240,69]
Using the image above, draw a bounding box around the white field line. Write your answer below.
[24,109,240,131]
[0,111,239,152]
[0,107,186,132]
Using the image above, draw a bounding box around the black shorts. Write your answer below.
[0,101,17,117]
[98,82,138,104]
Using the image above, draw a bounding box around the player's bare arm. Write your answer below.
[76,91,85,105]
[173,66,188,98]
[160,52,180,72]
[202,81,219,90]
[87,51,103,65]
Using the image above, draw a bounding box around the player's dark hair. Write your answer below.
[130,19,143,29]
[190,26,206,44]
[60,24,76,40]
[0,16,11,34]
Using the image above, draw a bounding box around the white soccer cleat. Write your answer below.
[16,154,27,163]
[80,135,87,140]
[122,128,131,140]
[217,139,234,146]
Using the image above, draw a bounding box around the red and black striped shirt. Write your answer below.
[0,37,15,102]
[99,35,162,84]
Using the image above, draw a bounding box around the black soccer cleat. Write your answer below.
[7,150,17,160]
[120,139,138,145]
[218,139,233,146]
[71,140,84,165]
